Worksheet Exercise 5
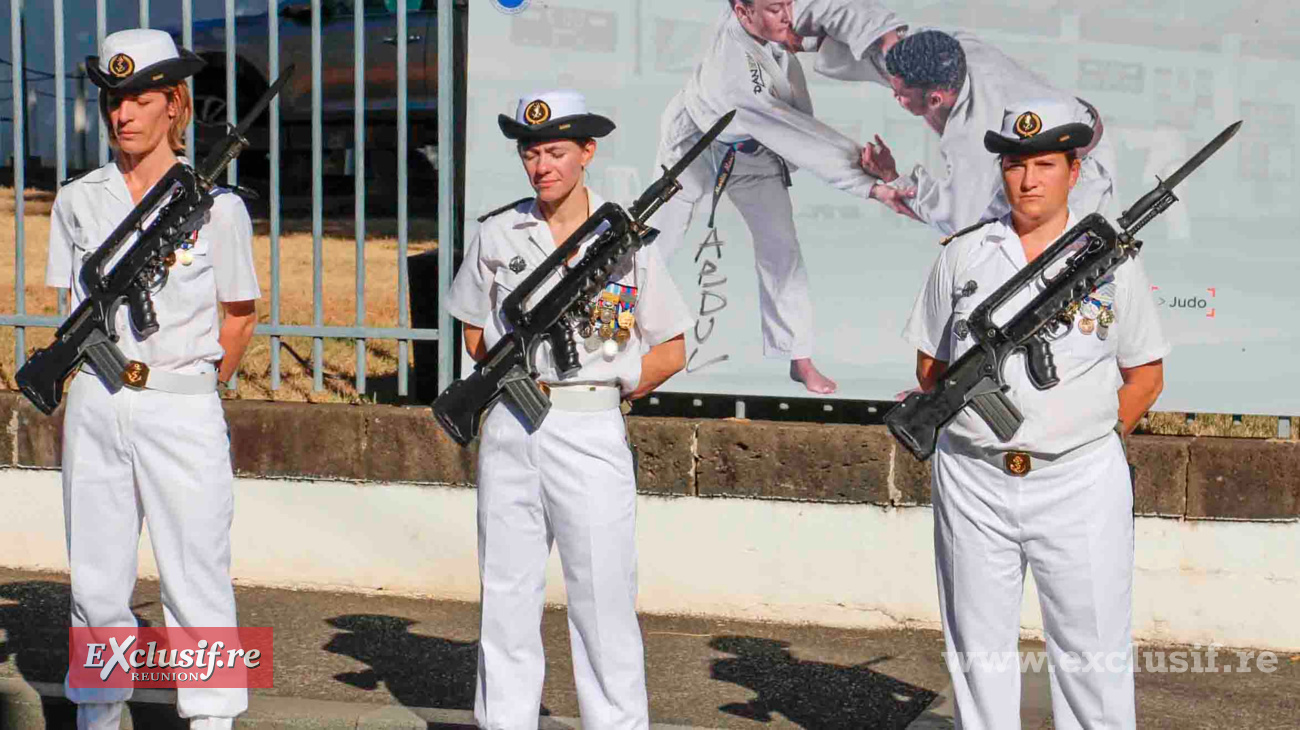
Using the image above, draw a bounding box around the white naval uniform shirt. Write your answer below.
[657,9,878,199]
[815,30,1115,235]
[45,160,261,376]
[902,212,1170,454]
[447,189,694,395]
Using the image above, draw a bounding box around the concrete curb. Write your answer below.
[0,678,710,730]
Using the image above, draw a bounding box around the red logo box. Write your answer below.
[69,627,273,689]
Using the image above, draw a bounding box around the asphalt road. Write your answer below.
[0,568,1295,729]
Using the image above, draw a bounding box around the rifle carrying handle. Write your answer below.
[1024,336,1060,390]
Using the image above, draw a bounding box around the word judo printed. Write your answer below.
[69,627,274,688]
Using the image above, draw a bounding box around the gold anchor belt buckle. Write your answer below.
[122,360,150,389]
[1003,451,1031,477]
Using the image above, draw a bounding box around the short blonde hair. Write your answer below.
[99,82,193,153]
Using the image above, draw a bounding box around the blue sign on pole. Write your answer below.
[490,0,529,15]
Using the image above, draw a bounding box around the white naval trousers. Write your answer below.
[932,432,1135,730]
[61,374,246,728]
[649,143,815,360]
[474,402,648,730]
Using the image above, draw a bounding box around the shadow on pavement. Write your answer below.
[324,613,560,717]
[0,580,178,729]
[0,581,75,685]
[709,635,936,729]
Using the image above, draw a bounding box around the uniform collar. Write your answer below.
[85,155,192,207]
[725,11,776,54]
[942,71,973,138]
[74,162,128,206]
[521,187,605,255]
[994,209,1078,270]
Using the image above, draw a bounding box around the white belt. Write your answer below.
[942,431,1115,477]
[541,383,621,412]
[81,363,218,395]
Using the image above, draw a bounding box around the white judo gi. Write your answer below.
[816,26,1120,234]
[652,8,884,359]
[45,161,260,730]
[447,189,694,730]
[902,212,1170,729]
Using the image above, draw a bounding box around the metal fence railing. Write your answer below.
[1,0,461,401]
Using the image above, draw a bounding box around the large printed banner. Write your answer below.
[467,0,1300,414]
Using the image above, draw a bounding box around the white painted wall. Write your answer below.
[2,468,1297,651]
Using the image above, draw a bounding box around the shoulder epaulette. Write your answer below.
[476,197,533,224]
[59,169,93,187]
[939,218,997,247]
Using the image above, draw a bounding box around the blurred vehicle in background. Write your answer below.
[172,0,465,213]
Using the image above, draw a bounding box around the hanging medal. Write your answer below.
[176,228,199,267]
[1097,307,1115,341]
[586,283,639,360]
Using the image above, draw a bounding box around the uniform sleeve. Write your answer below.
[1115,257,1170,369]
[812,37,890,84]
[727,59,879,199]
[794,0,904,63]
[902,130,1004,236]
[210,193,262,302]
[901,244,956,361]
[634,246,694,347]
[446,226,494,328]
[45,194,76,288]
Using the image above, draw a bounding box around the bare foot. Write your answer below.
[790,358,838,394]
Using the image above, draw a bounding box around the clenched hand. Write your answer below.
[861,135,900,182]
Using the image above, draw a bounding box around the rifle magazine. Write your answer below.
[968,383,1024,442]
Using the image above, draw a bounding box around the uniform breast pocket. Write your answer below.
[948,282,987,360]
[489,267,531,328]
[167,235,211,283]
[491,266,528,301]
[69,226,115,289]
[70,234,96,274]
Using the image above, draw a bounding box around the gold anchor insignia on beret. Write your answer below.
[108,53,135,79]
[1014,111,1042,139]
[524,100,551,126]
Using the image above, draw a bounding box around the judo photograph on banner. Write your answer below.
[465,0,1299,414]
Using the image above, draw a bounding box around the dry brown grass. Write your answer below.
[0,187,436,404]
[0,187,1294,436]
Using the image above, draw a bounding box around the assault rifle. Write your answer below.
[885,120,1242,461]
[432,110,737,446]
[15,66,296,415]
